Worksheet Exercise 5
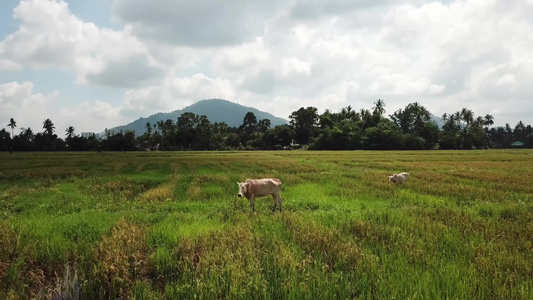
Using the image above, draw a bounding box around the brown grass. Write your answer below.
[91,219,149,299]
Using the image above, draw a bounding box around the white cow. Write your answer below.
[237,178,283,212]
[388,172,409,184]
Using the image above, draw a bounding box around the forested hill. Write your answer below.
[111,99,288,135]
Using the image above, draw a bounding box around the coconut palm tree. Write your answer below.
[145,122,152,137]
[7,118,16,137]
[66,126,75,139]
[484,114,494,128]
[43,118,55,136]
[441,113,448,123]
[372,99,386,116]
[23,127,34,141]
[460,108,474,126]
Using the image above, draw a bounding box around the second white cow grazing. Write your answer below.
[237,178,283,212]
[388,172,410,184]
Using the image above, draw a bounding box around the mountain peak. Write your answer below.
[111,99,288,135]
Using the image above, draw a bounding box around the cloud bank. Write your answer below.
[1,0,533,134]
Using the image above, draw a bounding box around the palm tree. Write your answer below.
[66,126,75,139]
[7,118,16,137]
[360,108,370,119]
[372,99,386,116]
[23,127,34,141]
[43,118,55,136]
[410,102,430,129]
[157,121,165,135]
[441,113,448,123]
[145,122,152,137]
[484,114,494,128]
[453,111,462,126]
[460,108,473,126]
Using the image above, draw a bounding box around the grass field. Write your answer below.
[1,150,532,299]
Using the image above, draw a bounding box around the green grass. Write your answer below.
[1,150,532,299]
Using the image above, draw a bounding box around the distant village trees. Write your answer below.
[2,100,533,152]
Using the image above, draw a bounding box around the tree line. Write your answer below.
[2,100,533,152]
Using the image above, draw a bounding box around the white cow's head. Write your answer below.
[237,182,247,197]
[388,175,396,183]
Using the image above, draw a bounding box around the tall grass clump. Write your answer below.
[86,219,149,299]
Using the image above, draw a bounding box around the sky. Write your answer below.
[1,0,533,136]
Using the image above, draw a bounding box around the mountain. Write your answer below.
[111,99,289,136]
[430,114,445,128]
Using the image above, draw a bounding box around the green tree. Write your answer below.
[441,113,449,123]
[212,122,230,149]
[239,112,259,146]
[471,117,490,149]
[39,118,57,150]
[390,102,437,149]
[372,99,386,116]
[145,122,152,137]
[484,114,494,129]
[7,118,16,137]
[289,107,318,145]
[123,130,137,151]
[514,121,526,142]
[66,126,75,140]
[258,119,271,133]
[193,115,212,150]
[11,127,35,151]
[240,112,258,134]
[318,109,335,129]
[360,108,379,130]
[23,127,34,141]
[1,128,9,151]
[275,124,295,147]
[43,118,55,136]
[525,125,533,148]
[439,108,490,149]
[460,108,474,126]
[177,113,196,149]
[65,126,75,149]
[225,132,241,148]
[340,105,358,122]
[439,116,461,149]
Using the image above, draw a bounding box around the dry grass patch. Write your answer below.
[284,214,364,271]
[140,183,174,202]
[91,219,149,299]
[162,224,266,298]
[140,175,180,202]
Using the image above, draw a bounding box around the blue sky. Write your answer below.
[1,0,533,135]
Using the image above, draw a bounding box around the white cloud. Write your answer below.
[2,0,533,130]
[59,100,128,133]
[0,81,57,134]
[495,74,516,89]
[111,0,283,47]
[0,80,128,134]
[0,0,164,88]
[213,38,269,73]
[370,73,445,95]
[471,60,533,101]
[0,59,21,71]
[281,57,312,78]
[121,73,237,117]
